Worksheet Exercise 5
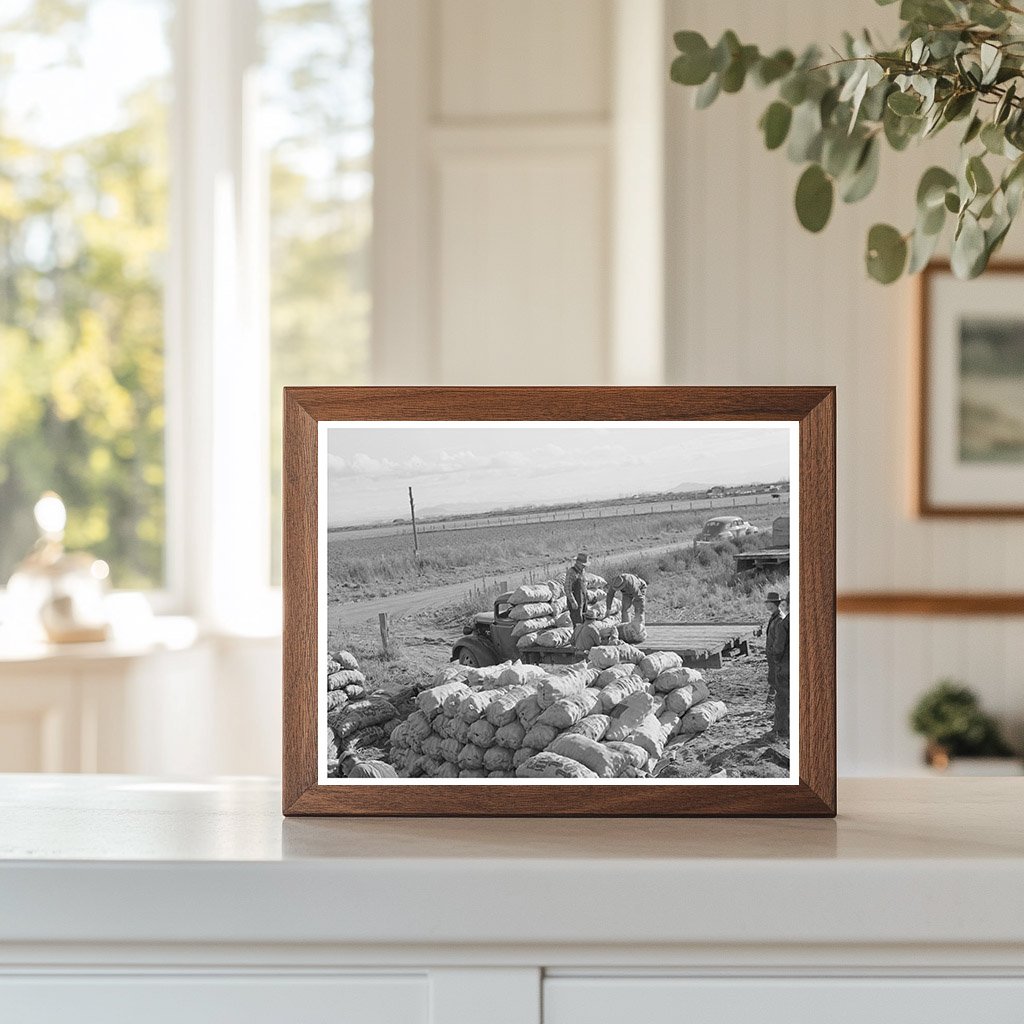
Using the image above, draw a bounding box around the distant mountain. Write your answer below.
[671,481,710,493]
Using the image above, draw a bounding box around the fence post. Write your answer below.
[379,612,391,659]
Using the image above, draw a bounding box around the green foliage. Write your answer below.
[909,680,1015,756]
[670,0,1024,282]
[0,3,169,587]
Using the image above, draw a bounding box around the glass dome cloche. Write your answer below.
[5,492,111,644]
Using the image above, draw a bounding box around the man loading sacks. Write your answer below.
[606,572,647,630]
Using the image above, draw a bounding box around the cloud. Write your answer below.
[328,442,643,481]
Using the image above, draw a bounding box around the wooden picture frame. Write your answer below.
[283,387,836,817]
[917,260,1024,517]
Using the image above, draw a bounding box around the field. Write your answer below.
[328,501,782,602]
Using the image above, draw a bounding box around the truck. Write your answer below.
[451,592,757,671]
[734,514,790,576]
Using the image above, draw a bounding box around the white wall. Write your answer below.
[373,0,665,386]
[664,0,1024,771]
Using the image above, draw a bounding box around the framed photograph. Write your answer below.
[283,387,835,816]
[918,261,1024,516]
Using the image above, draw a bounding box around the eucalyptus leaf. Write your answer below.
[787,100,823,162]
[962,115,983,145]
[795,164,834,232]
[917,166,957,210]
[967,154,995,195]
[908,221,943,273]
[996,82,1017,124]
[921,199,946,235]
[980,42,1002,86]
[888,90,921,115]
[710,31,740,73]
[694,73,721,109]
[779,73,807,106]
[754,49,795,87]
[970,2,1009,29]
[842,137,881,203]
[760,101,793,150]
[951,211,987,278]
[671,50,711,87]
[721,44,759,92]
[866,223,908,283]
[981,121,1006,155]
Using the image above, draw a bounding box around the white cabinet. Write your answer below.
[1,778,1022,1024]
[0,974,428,1024]
[544,977,1024,1024]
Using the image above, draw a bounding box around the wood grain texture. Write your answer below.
[917,260,1024,518]
[838,592,1024,616]
[282,386,836,817]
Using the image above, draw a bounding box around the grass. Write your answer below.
[328,503,780,601]
[602,538,790,624]
[333,633,451,696]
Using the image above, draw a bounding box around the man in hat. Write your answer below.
[564,552,590,627]
[768,592,791,740]
[763,590,783,728]
[606,572,648,629]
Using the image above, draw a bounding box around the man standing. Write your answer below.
[763,590,783,724]
[768,591,791,740]
[564,552,590,626]
[606,572,647,628]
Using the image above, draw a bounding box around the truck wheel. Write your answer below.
[458,648,480,667]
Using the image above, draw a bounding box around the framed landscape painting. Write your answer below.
[282,387,836,816]
[918,262,1024,516]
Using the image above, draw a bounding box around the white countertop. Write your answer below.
[1,776,1022,952]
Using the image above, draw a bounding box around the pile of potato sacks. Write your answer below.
[508,577,622,652]
[325,651,417,778]
[386,646,728,779]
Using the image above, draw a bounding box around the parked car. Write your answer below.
[693,515,759,549]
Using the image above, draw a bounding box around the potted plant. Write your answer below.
[909,680,1019,773]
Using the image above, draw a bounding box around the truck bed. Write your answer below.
[518,622,759,670]
[735,547,790,571]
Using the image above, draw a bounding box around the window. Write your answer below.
[261,0,372,581]
[0,0,373,616]
[0,0,172,589]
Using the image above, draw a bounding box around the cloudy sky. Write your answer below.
[325,424,792,526]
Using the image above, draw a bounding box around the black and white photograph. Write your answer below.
[318,421,798,784]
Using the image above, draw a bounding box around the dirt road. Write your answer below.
[327,538,695,631]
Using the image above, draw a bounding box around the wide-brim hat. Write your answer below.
[764,591,781,603]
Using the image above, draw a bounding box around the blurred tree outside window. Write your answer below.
[262,0,372,583]
[0,0,172,589]
[0,0,371,598]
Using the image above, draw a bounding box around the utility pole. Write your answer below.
[408,486,419,554]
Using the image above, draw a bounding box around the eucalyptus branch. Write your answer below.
[670,0,1024,283]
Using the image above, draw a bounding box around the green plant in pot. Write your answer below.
[670,0,1024,283]
[910,680,1015,767]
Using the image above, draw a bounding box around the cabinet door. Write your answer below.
[544,977,1024,1024]
[0,974,428,1024]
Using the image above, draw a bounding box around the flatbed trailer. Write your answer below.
[452,593,759,670]
[734,547,790,574]
[516,622,757,669]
